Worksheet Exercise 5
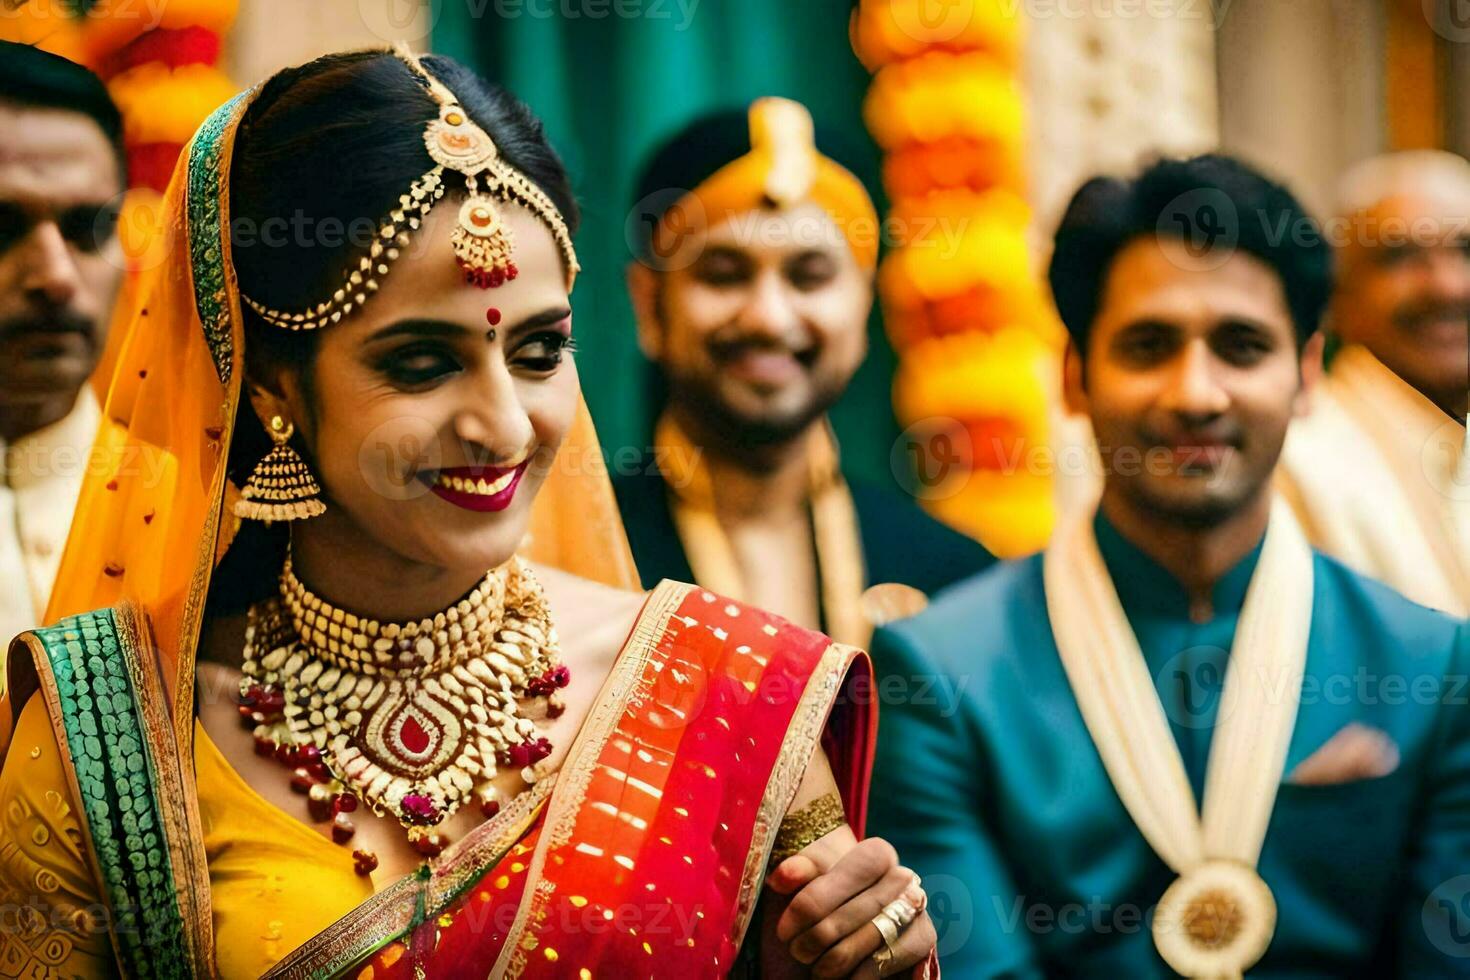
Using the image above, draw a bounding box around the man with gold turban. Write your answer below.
[1277,150,1470,615]
[617,97,993,647]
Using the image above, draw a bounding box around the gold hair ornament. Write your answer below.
[240,45,579,331]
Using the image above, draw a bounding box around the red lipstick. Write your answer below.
[427,462,528,513]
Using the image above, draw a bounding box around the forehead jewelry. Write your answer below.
[240,45,579,332]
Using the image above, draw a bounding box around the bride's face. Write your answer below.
[283,200,578,573]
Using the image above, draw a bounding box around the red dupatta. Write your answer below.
[265,580,876,978]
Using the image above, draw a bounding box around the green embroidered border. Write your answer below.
[187,92,249,387]
[32,610,190,979]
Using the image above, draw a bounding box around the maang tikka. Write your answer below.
[240,44,580,331]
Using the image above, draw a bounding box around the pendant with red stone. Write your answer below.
[353,849,378,876]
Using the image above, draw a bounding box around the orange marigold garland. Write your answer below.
[852,0,1059,557]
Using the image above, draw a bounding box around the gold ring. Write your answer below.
[879,896,919,932]
[872,910,901,952]
[871,944,895,976]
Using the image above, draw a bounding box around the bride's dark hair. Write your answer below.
[206,50,577,621]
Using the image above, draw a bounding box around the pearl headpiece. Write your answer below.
[239,44,579,332]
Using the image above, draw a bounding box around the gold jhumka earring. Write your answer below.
[234,416,326,524]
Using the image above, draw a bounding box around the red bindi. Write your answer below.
[486,308,502,326]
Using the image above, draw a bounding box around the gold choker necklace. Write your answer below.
[239,554,568,868]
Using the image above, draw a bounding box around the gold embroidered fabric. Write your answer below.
[0,695,112,977]
[769,791,846,865]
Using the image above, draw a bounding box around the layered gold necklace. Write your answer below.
[239,553,568,870]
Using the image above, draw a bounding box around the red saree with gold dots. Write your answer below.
[263,580,874,979]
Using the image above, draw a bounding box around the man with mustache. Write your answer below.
[0,44,125,649]
[1278,151,1470,614]
[866,155,1470,976]
[615,98,993,646]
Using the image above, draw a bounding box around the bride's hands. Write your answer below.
[766,829,937,978]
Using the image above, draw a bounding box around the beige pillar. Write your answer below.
[1024,0,1220,244]
[1215,0,1385,217]
[227,0,430,87]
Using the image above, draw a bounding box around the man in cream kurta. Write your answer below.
[1279,151,1470,614]
[0,46,126,651]
[0,388,99,647]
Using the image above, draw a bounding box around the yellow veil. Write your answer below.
[6,59,637,747]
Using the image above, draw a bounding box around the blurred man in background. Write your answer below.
[0,43,125,648]
[1278,150,1470,614]
[618,97,992,647]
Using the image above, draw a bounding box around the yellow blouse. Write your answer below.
[0,694,372,978]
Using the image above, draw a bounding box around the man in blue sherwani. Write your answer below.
[867,154,1470,977]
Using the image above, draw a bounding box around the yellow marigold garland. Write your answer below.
[853,0,1059,556]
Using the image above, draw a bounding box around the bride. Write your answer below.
[0,47,936,978]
